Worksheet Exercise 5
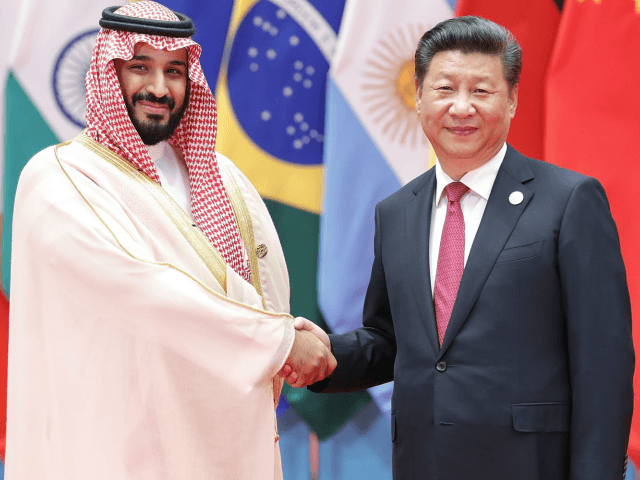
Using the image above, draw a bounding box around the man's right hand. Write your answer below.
[293,316,331,350]
[279,329,336,388]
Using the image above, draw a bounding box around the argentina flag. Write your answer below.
[318,0,454,416]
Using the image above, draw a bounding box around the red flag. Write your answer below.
[545,0,640,463]
[455,0,561,160]
[0,290,8,461]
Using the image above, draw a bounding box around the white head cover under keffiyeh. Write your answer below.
[85,0,251,282]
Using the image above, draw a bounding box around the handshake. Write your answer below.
[278,318,336,388]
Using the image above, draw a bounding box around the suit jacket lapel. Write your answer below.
[439,146,534,356]
[404,170,440,356]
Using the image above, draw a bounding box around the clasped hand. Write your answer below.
[278,318,335,388]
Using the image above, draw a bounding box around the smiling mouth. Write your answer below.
[447,126,478,136]
[138,101,170,115]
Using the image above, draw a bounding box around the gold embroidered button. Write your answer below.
[256,244,268,258]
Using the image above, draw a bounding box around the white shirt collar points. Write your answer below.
[435,143,507,205]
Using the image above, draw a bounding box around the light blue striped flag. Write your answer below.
[319,0,454,417]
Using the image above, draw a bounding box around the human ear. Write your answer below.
[508,85,518,118]
[414,79,422,115]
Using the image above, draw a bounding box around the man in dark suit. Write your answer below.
[287,15,635,480]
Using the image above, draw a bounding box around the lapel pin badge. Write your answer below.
[509,191,524,205]
[256,244,268,258]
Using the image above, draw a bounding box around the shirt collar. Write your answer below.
[435,143,507,205]
[146,141,170,163]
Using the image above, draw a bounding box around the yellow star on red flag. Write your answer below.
[577,0,640,13]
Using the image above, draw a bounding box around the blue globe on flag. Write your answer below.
[227,1,331,166]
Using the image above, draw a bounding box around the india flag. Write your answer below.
[318,0,454,416]
[2,0,123,295]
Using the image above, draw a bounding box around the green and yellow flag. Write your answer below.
[214,0,371,440]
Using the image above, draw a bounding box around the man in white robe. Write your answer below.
[4,2,335,479]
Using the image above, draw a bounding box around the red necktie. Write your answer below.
[434,182,469,347]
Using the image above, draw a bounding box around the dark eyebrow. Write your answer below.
[129,55,187,68]
[168,60,188,68]
[430,73,497,87]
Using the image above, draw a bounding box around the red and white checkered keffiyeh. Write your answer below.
[84,0,251,282]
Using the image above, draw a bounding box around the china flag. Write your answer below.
[545,0,640,463]
[455,0,561,160]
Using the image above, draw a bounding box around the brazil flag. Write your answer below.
[214,0,371,440]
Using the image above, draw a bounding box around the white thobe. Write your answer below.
[5,135,294,480]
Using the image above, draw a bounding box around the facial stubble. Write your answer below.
[126,83,190,145]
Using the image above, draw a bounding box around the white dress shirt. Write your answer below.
[429,143,507,295]
[147,141,192,217]
[147,145,252,266]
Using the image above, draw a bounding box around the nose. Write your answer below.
[449,92,476,117]
[146,69,169,98]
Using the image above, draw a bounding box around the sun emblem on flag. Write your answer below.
[361,24,429,149]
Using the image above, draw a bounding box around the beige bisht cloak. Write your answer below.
[5,135,295,480]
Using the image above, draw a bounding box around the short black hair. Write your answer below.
[414,16,522,90]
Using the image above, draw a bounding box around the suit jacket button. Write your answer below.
[436,361,447,372]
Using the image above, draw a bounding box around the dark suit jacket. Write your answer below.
[311,145,634,479]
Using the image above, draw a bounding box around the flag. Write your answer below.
[0,293,8,464]
[2,0,126,294]
[277,399,393,479]
[1,1,24,218]
[545,0,640,464]
[0,0,23,470]
[213,0,375,445]
[318,0,453,420]
[455,0,561,160]
[160,0,234,83]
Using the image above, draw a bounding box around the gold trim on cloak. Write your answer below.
[217,159,267,310]
[73,133,229,292]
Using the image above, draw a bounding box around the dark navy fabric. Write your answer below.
[311,145,634,480]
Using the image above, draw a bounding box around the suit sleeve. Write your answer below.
[309,204,396,393]
[558,176,634,479]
